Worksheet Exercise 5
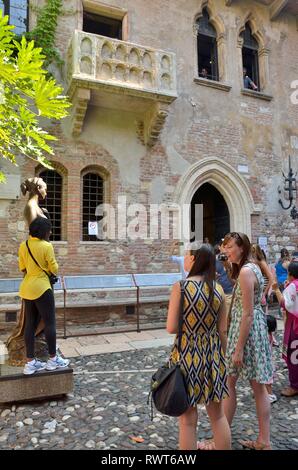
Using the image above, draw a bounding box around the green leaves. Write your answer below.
[13,36,46,80]
[0,9,70,181]
[34,76,71,118]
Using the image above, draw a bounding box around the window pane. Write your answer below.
[7,0,28,34]
[241,24,258,50]
[198,34,219,81]
[82,172,104,241]
[196,8,218,81]
[39,170,63,241]
[197,9,216,38]
[83,11,122,39]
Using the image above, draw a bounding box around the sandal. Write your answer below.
[239,439,272,450]
[281,387,298,397]
[197,439,215,450]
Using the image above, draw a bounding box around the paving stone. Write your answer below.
[0,332,297,450]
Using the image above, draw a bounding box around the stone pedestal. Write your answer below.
[0,365,73,404]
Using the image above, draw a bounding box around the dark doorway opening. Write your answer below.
[83,10,122,39]
[191,183,230,245]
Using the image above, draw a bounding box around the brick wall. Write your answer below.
[1,0,297,281]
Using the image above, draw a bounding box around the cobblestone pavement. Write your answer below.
[0,333,297,450]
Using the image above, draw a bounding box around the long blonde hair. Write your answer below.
[251,244,266,262]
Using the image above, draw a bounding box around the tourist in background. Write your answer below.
[275,248,291,289]
[272,262,298,398]
[170,240,188,279]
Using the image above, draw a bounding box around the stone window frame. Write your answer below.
[193,0,231,92]
[80,165,111,243]
[79,1,129,41]
[35,162,68,242]
[237,13,272,100]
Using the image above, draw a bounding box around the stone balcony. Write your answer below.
[66,30,177,145]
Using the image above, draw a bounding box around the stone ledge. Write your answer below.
[0,368,73,404]
[241,88,273,101]
[194,77,232,92]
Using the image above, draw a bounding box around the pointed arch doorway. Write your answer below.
[191,182,230,244]
[174,157,261,244]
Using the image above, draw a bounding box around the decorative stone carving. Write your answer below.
[143,52,152,68]
[101,42,113,59]
[69,88,91,138]
[137,102,169,147]
[116,44,126,61]
[161,55,171,71]
[115,64,126,81]
[66,31,177,143]
[80,56,92,75]
[129,67,140,84]
[100,62,113,80]
[67,30,177,98]
[129,48,140,65]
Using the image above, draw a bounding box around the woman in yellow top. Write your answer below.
[19,217,69,375]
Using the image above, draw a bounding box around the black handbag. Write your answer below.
[148,281,189,418]
[26,240,58,287]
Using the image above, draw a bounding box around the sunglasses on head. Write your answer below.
[224,232,248,245]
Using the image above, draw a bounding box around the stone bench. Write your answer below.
[0,365,73,404]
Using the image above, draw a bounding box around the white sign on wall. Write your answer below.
[88,221,98,236]
[258,237,268,246]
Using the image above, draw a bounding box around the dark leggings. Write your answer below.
[24,289,56,358]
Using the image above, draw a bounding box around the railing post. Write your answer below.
[132,274,140,333]
[62,276,67,339]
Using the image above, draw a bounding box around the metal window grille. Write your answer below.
[1,0,29,35]
[39,170,62,241]
[82,173,104,241]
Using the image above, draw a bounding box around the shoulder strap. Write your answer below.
[226,280,238,332]
[177,280,185,355]
[26,240,49,277]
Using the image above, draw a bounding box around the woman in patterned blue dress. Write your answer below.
[223,232,273,450]
[167,243,231,450]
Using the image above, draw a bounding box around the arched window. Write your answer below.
[82,172,104,241]
[196,8,219,81]
[0,1,29,34]
[39,170,63,241]
[241,24,259,90]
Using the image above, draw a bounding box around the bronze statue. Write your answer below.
[21,177,48,225]
[6,177,49,365]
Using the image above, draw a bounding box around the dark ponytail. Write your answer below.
[187,243,216,307]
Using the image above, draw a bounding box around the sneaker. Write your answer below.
[268,394,277,404]
[23,359,47,375]
[272,337,279,347]
[45,355,70,371]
